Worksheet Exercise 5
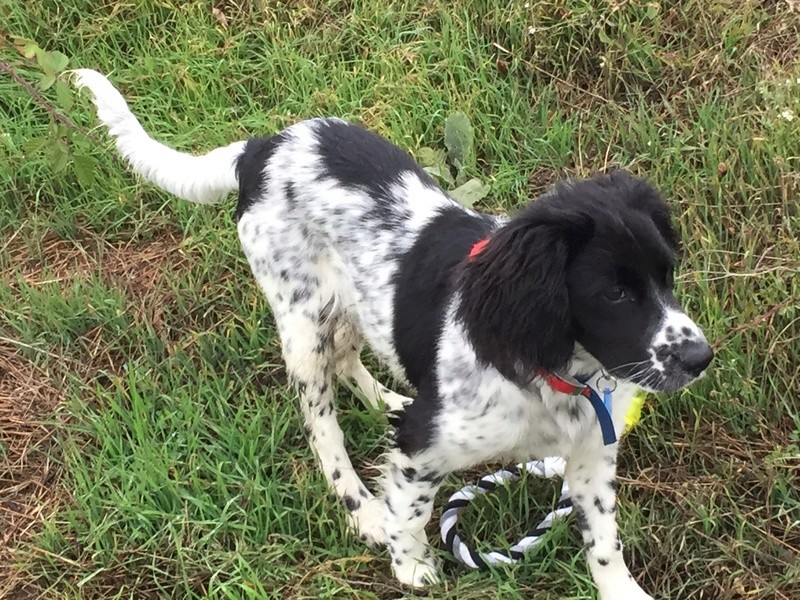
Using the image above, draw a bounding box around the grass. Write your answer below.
[1,0,799,598]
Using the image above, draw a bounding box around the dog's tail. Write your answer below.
[72,69,245,204]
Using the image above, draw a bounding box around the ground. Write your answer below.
[1,1,799,598]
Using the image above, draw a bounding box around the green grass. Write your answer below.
[1,1,799,598]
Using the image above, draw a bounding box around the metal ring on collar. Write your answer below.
[596,371,618,392]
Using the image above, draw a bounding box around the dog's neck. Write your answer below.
[507,344,604,393]
[563,343,604,380]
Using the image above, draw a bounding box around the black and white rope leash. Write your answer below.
[439,457,573,569]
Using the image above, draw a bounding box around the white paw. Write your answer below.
[346,497,387,547]
[392,556,440,588]
[381,390,413,412]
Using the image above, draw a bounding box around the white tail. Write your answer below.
[72,69,246,204]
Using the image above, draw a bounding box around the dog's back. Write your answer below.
[233,117,465,378]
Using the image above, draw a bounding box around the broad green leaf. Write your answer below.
[55,79,74,111]
[449,178,490,208]
[38,72,56,91]
[22,42,40,59]
[22,136,49,157]
[416,146,446,168]
[423,164,454,186]
[73,153,96,187]
[47,142,70,173]
[11,36,36,53]
[444,112,473,172]
[41,50,70,73]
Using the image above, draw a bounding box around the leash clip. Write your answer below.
[596,371,617,414]
[596,371,617,393]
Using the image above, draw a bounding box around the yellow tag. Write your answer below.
[623,390,647,431]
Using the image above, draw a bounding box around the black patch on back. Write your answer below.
[392,206,495,455]
[314,119,439,228]
[315,119,436,196]
[234,134,286,221]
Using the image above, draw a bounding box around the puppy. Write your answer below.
[73,69,712,599]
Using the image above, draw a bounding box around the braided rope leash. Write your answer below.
[440,457,572,569]
[440,389,648,570]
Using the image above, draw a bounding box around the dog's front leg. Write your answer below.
[381,448,443,588]
[565,442,654,600]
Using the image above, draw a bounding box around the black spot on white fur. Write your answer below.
[400,467,417,481]
[594,496,608,514]
[342,495,360,512]
[574,506,590,533]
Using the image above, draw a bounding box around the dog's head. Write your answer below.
[457,170,712,393]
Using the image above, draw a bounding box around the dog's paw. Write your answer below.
[346,497,387,548]
[380,389,414,412]
[392,556,440,588]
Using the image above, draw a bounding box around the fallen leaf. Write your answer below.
[212,6,228,29]
[417,146,446,168]
[423,164,454,186]
[444,112,474,173]
[449,178,491,208]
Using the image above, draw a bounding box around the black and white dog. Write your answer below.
[74,70,713,599]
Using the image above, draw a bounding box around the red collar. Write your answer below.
[535,368,589,397]
[468,238,490,260]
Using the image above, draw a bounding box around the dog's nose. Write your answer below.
[678,340,714,377]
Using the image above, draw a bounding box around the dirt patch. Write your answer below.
[10,226,186,292]
[0,226,189,597]
[7,226,188,334]
[0,342,64,598]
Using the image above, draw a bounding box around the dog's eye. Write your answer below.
[605,285,629,302]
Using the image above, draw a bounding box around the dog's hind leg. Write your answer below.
[333,322,413,412]
[239,215,387,545]
[274,308,388,547]
[240,214,387,546]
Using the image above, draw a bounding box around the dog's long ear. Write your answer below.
[456,203,591,383]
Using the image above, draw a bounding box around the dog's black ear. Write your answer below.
[456,202,591,383]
